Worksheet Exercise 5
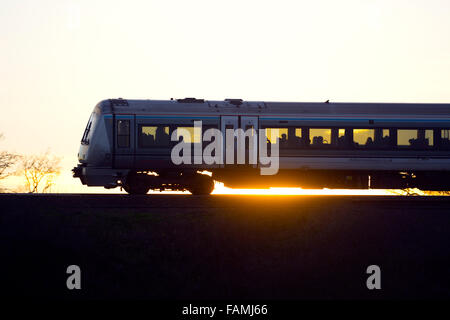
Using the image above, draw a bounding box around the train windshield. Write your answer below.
[81,112,97,145]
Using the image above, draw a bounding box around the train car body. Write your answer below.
[73,98,450,194]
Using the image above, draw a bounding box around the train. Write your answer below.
[73,97,450,194]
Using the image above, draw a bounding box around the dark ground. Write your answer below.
[1,194,450,300]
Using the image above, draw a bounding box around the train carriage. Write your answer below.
[73,98,450,194]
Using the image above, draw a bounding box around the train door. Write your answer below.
[241,116,258,167]
[114,115,135,168]
[220,115,259,166]
[220,116,238,166]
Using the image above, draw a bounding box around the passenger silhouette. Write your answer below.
[312,136,324,146]
[141,130,155,146]
[409,137,429,148]
[293,135,304,147]
[280,133,288,148]
[338,136,346,148]
[382,135,390,147]
[156,126,169,146]
[266,138,272,156]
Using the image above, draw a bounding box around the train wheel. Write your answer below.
[123,172,150,195]
[123,184,150,195]
[187,174,214,195]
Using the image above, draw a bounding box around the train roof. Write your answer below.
[94,98,450,118]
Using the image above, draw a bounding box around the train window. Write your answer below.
[353,129,375,148]
[265,128,287,144]
[372,129,391,148]
[139,125,170,147]
[310,128,331,147]
[338,129,345,141]
[397,129,417,147]
[81,113,94,145]
[397,129,433,149]
[442,129,450,149]
[175,126,202,143]
[264,127,304,148]
[117,120,130,148]
[424,130,434,146]
[330,128,346,147]
[291,128,304,147]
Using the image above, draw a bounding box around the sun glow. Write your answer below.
[211,181,394,196]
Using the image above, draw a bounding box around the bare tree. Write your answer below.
[0,151,18,180]
[21,152,61,193]
[0,133,19,181]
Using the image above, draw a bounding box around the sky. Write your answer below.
[1,0,450,193]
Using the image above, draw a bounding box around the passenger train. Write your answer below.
[73,98,450,194]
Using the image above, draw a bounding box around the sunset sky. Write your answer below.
[1,0,449,193]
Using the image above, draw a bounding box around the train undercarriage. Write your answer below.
[73,164,450,195]
[120,170,215,195]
